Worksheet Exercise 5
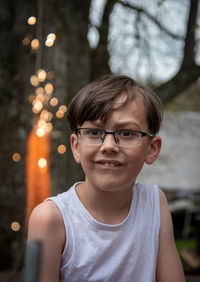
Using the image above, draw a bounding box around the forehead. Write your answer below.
[112,92,146,116]
[86,94,148,129]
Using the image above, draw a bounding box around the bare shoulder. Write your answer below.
[28,200,66,282]
[29,200,62,226]
[28,200,65,248]
[158,188,172,225]
[156,188,186,282]
[159,188,168,208]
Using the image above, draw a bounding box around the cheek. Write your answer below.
[78,145,96,165]
[127,147,147,171]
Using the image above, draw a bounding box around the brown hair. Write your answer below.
[67,75,163,135]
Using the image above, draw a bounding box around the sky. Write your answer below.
[88,0,200,83]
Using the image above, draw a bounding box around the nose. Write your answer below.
[99,133,119,153]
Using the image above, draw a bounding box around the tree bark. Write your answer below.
[49,0,92,194]
[0,0,37,269]
[155,65,200,103]
[155,0,200,102]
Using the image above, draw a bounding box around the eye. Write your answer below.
[86,128,103,137]
[118,130,138,138]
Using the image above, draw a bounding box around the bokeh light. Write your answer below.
[31,39,40,50]
[50,97,58,107]
[32,101,43,113]
[22,37,31,46]
[30,75,39,87]
[36,87,44,95]
[37,69,47,82]
[12,153,21,162]
[38,119,46,128]
[45,83,54,95]
[40,110,53,121]
[28,16,37,25]
[57,144,66,154]
[45,39,54,47]
[56,111,64,119]
[35,94,44,103]
[38,158,47,168]
[45,33,56,47]
[59,105,67,113]
[11,221,21,232]
[47,33,56,41]
[36,127,45,137]
[45,122,53,133]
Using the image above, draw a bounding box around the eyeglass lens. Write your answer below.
[77,128,143,148]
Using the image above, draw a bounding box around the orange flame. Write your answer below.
[26,125,51,225]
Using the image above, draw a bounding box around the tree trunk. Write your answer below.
[0,0,37,269]
[0,0,92,269]
[49,0,92,194]
[155,0,200,102]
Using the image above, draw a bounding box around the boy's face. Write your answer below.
[71,93,161,193]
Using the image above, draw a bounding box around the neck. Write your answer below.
[75,182,133,225]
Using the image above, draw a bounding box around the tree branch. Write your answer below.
[156,0,200,103]
[91,0,118,80]
[155,65,200,103]
[181,0,199,67]
[117,0,184,40]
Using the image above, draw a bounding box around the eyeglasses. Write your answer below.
[74,128,155,148]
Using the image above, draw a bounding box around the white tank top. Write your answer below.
[50,182,160,282]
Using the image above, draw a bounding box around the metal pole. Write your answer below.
[25,240,42,282]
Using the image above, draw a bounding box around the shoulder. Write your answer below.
[156,188,186,282]
[134,183,160,206]
[28,200,66,250]
[157,188,174,239]
[28,201,66,282]
[29,200,62,229]
[158,188,174,231]
[158,188,168,205]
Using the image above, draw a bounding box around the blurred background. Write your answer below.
[0,0,199,281]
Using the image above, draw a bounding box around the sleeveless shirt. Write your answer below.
[49,182,160,282]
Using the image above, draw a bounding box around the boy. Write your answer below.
[28,75,185,282]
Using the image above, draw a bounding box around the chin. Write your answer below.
[94,180,134,193]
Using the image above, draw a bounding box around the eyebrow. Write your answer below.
[84,120,102,126]
[114,121,141,130]
[85,120,141,129]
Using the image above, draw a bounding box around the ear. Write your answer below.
[145,136,162,165]
[70,133,81,164]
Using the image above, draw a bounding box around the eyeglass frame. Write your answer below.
[74,127,155,148]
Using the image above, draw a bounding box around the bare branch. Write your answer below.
[156,0,200,103]
[117,0,184,40]
[181,0,199,67]
[99,0,118,44]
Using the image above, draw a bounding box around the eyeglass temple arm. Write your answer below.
[142,132,155,137]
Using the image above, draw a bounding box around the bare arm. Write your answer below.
[27,200,66,282]
[156,189,186,282]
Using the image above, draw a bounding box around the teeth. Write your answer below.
[104,163,116,167]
